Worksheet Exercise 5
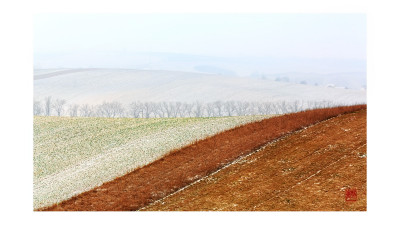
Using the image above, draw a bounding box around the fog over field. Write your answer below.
[35,51,366,90]
[34,14,366,112]
[34,68,365,106]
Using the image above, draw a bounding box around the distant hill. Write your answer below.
[250,71,366,90]
[34,68,366,105]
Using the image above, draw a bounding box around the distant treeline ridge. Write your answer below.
[33,97,365,118]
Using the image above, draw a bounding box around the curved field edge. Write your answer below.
[144,109,367,211]
[40,105,366,211]
[33,115,271,209]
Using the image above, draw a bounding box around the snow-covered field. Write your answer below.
[33,115,272,209]
[33,69,366,105]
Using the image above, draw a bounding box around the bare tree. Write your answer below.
[53,99,67,116]
[257,102,273,115]
[154,102,165,118]
[114,102,125,117]
[193,101,204,117]
[224,101,236,116]
[180,103,193,117]
[33,100,43,116]
[129,101,143,118]
[214,101,224,117]
[205,103,216,117]
[249,102,258,115]
[97,101,125,118]
[142,102,155,118]
[170,102,182,118]
[44,96,52,116]
[80,104,95,117]
[289,100,303,113]
[68,104,79,117]
[160,102,173,118]
[236,101,250,116]
[273,101,290,114]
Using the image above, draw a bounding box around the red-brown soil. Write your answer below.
[40,105,366,211]
[144,109,367,211]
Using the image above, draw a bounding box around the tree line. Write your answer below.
[33,97,358,118]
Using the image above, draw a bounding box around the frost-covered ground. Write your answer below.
[33,69,366,105]
[33,115,272,209]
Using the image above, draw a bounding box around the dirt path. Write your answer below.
[143,109,366,211]
[40,105,365,211]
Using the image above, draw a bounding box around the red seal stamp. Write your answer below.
[345,188,357,202]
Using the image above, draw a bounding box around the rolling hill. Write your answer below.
[39,105,366,211]
[144,108,367,211]
[33,114,271,209]
[34,68,366,105]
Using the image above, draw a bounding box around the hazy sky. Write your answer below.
[34,13,366,59]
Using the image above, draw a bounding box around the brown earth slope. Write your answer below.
[143,109,366,211]
[41,105,365,211]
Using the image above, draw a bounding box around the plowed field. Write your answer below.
[40,105,366,211]
[144,109,367,211]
